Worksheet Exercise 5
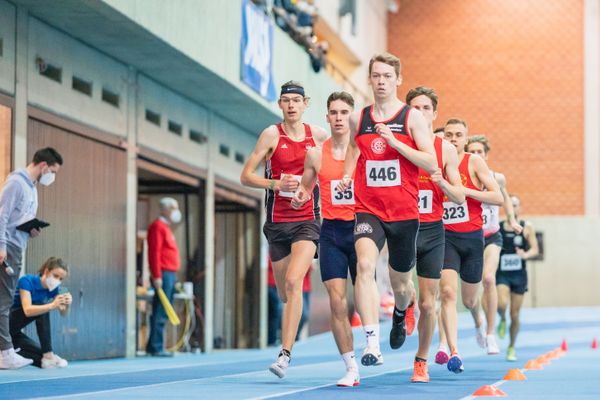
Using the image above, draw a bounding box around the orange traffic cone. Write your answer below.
[503,368,526,380]
[472,385,508,397]
[350,312,362,328]
[592,338,598,350]
[561,338,568,352]
[524,359,543,370]
[536,355,550,365]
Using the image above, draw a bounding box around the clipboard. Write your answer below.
[16,218,50,233]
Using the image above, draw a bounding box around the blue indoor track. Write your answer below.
[1,307,599,399]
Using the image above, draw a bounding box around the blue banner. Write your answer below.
[241,0,276,101]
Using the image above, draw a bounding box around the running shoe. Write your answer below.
[269,352,290,378]
[390,318,407,349]
[486,335,500,355]
[361,345,383,366]
[337,369,360,387]
[447,354,464,374]
[506,346,517,362]
[497,319,506,340]
[435,348,449,365]
[411,360,429,383]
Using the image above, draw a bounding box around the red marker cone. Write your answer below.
[592,338,598,350]
[561,338,568,352]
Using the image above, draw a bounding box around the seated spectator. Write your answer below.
[9,257,71,368]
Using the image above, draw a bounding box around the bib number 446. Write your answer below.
[366,160,401,187]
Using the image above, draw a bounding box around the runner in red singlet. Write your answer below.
[240,81,327,379]
[465,135,523,355]
[405,86,464,383]
[439,119,503,374]
[292,91,360,387]
[337,53,437,368]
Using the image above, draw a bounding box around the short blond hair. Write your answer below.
[467,135,491,153]
[369,52,401,77]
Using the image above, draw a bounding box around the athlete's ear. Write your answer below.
[397,74,403,87]
[433,110,438,121]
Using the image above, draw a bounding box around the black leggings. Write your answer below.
[9,308,52,368]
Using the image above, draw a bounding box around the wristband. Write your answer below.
[269,180,275,190]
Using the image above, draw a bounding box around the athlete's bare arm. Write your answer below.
[291,147,322,209]
[516,222,539,259]
[466,154,503,205]
[495,172,523,234]
[240,125,297,192]
[376,109,436,174]
[432,140,465,204]
[338,112,360,192]
[310,125,329,147]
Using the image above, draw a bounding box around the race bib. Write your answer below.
[366,160,401,187]
[330,180,355,205]
[500,254,523,271]
[278,174,302,198]
[442,202,469,224]
[418,190,433,214]
[482,206,492,230]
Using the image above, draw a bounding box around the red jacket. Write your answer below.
[147,218,180,279]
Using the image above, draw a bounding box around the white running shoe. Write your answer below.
[41,353,69,368]
[361,345,383,366]
[486,335,500,355]
[269,353,290,378]
[336,369,360,387]
[476,325,486,349]
[0,348,33,369]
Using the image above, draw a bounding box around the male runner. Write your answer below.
[338,52,437,367]
[439,119,503,373]
[406,86,464,382]
[240,81,327,378]
[466,135,522,355]
[496,194,538,361]
[293,91,360,387]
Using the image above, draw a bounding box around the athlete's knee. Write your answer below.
[482,273,496,289]
[356,257,375,279]
[284,276,303,298]
[440,285,457,304]
[510,309,520,322]
[462,295,477,310]
[330,296,348,320]
[418,296,435,317]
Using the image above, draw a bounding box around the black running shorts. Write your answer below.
[443,229,484,284]
[263,220,320,262]
[416,220,445,279]
[354,213,418,273]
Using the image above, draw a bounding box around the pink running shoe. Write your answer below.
[435,349,449,365]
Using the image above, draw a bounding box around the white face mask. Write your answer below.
[170,209,182,224]
[45,275,61,291]
[39,171,56,187]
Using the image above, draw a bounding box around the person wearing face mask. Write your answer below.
[0,147,63,369]
[9,257,71,368]
[146,197,182,357]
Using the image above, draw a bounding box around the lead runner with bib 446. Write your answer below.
[240,81,327,379]
[439,119,503,374]
[338,53,437,369]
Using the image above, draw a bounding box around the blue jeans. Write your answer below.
[146,271,176,354]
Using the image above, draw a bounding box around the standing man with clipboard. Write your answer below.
[0,147,63,369]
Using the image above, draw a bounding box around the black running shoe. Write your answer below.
[390,319,407,349]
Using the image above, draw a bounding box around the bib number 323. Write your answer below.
[442,201,469,224]
[366,160,401,187]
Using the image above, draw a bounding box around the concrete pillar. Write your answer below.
[124,67,139,357]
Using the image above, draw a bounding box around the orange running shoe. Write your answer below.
[405,292,416,336]
[411,360,429,383]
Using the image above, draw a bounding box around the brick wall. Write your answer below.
[389,0,583,215]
